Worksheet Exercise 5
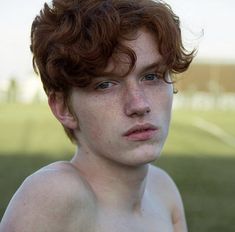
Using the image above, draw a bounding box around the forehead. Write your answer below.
[104,28,163,76]
[126,29,160,58]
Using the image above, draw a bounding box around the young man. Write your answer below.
[0,0,195,231]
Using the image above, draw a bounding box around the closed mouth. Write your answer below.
[123,123,158,141]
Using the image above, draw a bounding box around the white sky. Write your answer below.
[0,0,235,81]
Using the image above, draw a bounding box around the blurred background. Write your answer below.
[0,0,235,231]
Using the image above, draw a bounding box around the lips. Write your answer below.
[123,123,158,141]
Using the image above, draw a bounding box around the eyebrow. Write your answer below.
[138,61,163,75]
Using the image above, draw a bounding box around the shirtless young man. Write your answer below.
[0,0,195,231]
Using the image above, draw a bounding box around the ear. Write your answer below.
[48,92,78,129]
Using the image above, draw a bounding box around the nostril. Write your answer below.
[146,108,150,113]
[124,86,151,117]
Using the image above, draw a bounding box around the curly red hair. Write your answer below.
[31,0,195,142]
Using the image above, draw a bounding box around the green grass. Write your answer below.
[1,103,235,231]
[164,109,235,156]
[0,103,74,156]
[157,156,235,231]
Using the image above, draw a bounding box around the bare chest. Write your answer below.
[95,219,174,232]
[68,203,174,232]
[93,206,174,232]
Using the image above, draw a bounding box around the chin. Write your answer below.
[124,145,162,167]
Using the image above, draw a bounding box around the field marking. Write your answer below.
[193,117,235,148]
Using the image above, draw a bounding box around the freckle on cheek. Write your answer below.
[90,127,103,139]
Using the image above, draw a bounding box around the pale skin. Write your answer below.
[0,29,187,232]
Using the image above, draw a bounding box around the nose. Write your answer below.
[124,85,151,117]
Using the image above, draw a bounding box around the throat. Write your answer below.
[72,152,150,212]
[90,165,149,212]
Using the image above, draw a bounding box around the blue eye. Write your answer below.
[95,81,115,90]
[143,73,161,81]
[144,74,157,80]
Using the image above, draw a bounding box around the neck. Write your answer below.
[71,148,149,213]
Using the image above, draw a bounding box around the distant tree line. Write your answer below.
[177,63,235,93]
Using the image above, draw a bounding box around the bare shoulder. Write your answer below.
[148,164,188,232]
[148,164,180,196]
[0,161,96,232]
[147,165,181,210]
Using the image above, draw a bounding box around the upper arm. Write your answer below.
[149,165,188,232]
[171,183,188,232]
[0,169,89,232]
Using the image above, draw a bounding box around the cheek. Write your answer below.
[71,92,119,146]
[77,109,118,155]
[163,92,173,126]
[163,92,173,135]
[162,84,173,113]
[77,102,116,143]
[78,111,103,140]
[151,86,173,132]
[153,85,173,112]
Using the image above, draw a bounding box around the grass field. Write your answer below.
[0,103,235,231]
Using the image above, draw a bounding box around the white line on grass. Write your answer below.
[193,117,235,148]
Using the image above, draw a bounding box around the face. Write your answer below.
[70,29,173,166]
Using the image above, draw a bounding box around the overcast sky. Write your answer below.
[1,0,235,81]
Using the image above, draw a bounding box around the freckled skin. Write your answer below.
[71,30,173,167]
[0,29,187,232]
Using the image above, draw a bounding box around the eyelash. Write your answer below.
[94,72,164,90]
[95,81,116,90]
[142,73,163,82]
